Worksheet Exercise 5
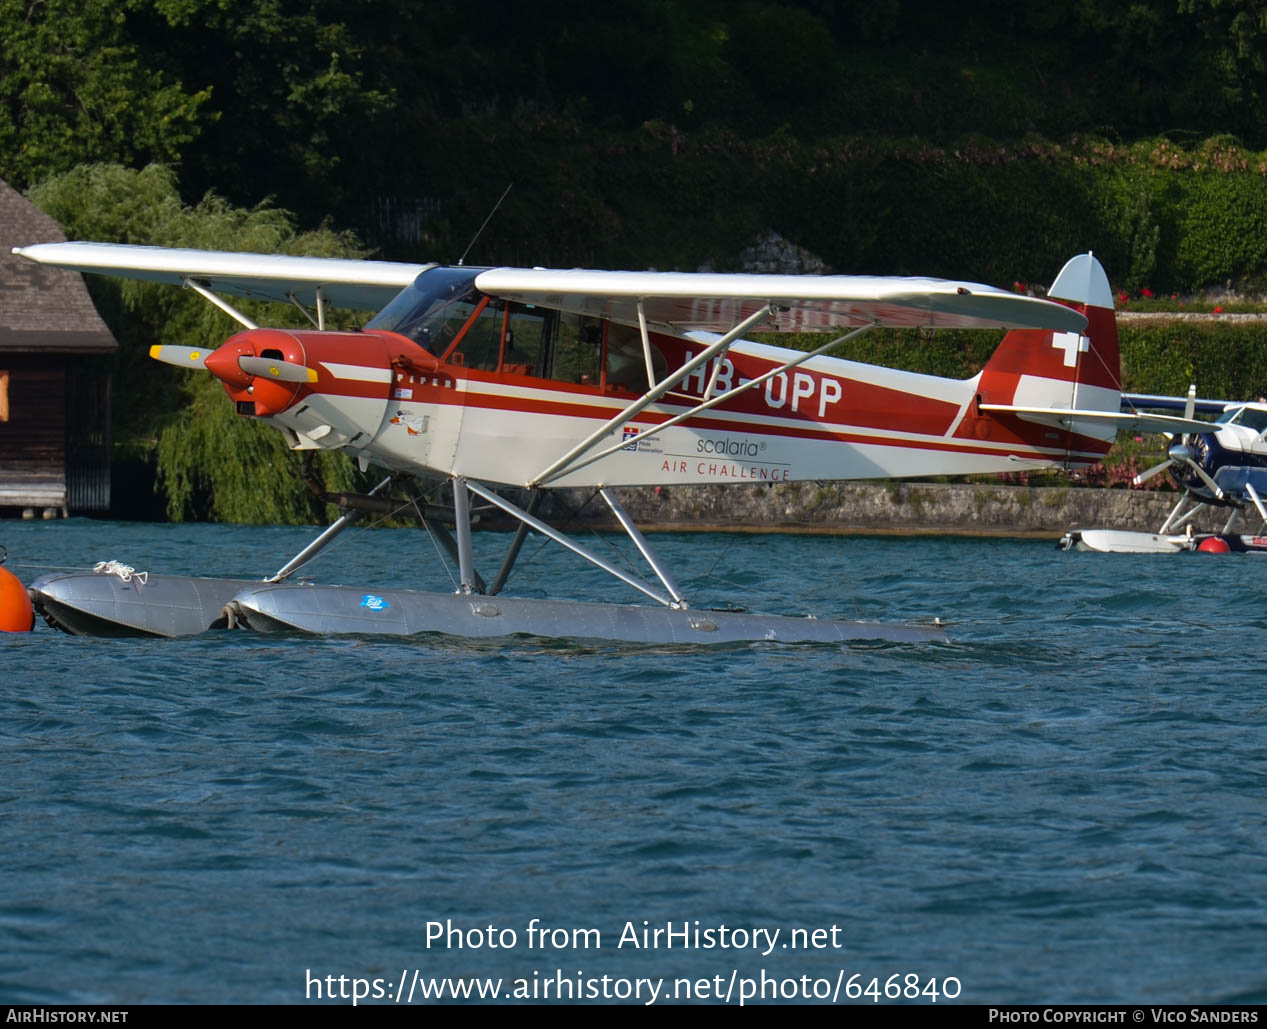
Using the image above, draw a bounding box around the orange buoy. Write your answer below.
[0,558,34,632]
[1197,536,1232,554]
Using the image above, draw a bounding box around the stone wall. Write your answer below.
[526,482,1233,538]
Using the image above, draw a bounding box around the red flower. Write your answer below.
[1214,305,1224,313]
[1140,288,1154,298]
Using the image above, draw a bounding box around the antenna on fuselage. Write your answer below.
[457,183,513,266]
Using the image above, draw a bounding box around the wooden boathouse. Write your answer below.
[0,178,117,517]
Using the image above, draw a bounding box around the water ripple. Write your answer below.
[3,523,1266,1002]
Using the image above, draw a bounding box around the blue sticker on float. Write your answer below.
[360,594,390,611]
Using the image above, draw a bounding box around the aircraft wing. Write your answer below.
[473,268,1088,334]
[12,241,433,311]
[980,405,1214,435]
[1121,392,1237,415]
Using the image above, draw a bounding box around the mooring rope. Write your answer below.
[92,559,149,585]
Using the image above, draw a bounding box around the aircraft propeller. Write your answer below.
[1131,385,1224,499]
[237,356,318,383]
[148,344,316,383]
[148,344,212,370]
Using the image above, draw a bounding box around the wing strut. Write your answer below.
[183,278,258,329]
[530,304,776,487]
[538,321,878,486]
[287,285,328,330]
[636,301,656,391]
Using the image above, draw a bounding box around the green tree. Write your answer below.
[123,0,399,221]
[0,0,209,188]
[30,162,369,523]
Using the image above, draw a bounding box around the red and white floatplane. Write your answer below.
[15,243,1150,642]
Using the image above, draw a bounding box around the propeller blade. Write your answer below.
[1160,384,1200,442]
[149,344,211,369]
[1180,457,1225,500]
[238,356,318,383]
[1132,458,1174,486]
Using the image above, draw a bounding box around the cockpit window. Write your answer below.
[1221,406,1267,433]
[606,323,666,391]
[365,268,483,353]
[553,313,603,385]
[366,268,667,389]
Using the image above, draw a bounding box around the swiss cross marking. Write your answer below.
[1052,331,1089,368]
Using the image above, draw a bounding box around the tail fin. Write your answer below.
[971,253,1121,465]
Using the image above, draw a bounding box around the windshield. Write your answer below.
[1219,405,1267,433]
[365,267,483,353]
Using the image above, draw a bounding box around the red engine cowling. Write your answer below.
[205,328,438,417]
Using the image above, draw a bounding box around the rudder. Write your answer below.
[975,253,1121,458]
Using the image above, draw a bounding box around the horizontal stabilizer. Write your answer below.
[980,405,1213,435]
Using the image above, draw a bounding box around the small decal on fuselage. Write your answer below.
[619,425,662,454]
[389,410,428,435]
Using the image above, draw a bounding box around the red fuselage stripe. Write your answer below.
[419,387,1106,462]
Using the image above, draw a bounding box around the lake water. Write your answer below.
[2,519,1266,1005]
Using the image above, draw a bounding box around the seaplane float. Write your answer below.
[1060,388,1267,554]
[9,243,1149,643]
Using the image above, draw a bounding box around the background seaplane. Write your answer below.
[1061,388,1267,554]
[15,242,1133,642]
